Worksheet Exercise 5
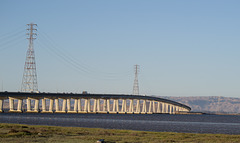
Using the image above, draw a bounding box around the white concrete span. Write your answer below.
[0,92,191,114]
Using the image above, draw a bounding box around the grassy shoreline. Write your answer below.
[0,123,239,143]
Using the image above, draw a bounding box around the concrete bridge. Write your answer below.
[0,91,191,114]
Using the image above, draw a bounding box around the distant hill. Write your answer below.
[160,96,240,113]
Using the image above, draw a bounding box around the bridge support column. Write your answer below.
[67,98,77,113]
[157,102,160,113]
[87,99,91,112]
[161,103,165,113]
[42,99,46,112]
[109,99,117,114]
[120,99,126,114]
[152,101,156,113]
[9,98,14,112]
[34,99,39,112]
[135,100,140,113]
[55,99,59,112]
[166,104,169,114]
[128,99,133,114]
[0,99,3,112]
[180,107,183,112]
[124,99,127,113]
[84,99,88,112]
[120,99,124,113]
[97,99,100,112]
[74,99,78,112]
[176,106,179,113]
[148,100,152,114]
[77,99,82,112]
[169,105,172,114]
[62,99,66,112]
[172,106,176,114]
[107,99,110,112]
[67,99,71,112]
[49,99,54,113]
[141,100,146,114]
[17,99,22,112]
[104,99,107,112]
[93,99,97,113]
[27,98,31,112]
[112,99,116,112]
[116,99,119,113]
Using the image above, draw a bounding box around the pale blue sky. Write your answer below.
[1,1,240,97]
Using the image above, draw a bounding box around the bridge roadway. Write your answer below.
[0,91,191,114]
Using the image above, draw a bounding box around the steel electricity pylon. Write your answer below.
[133,64,140,95]
[21,23,38,92]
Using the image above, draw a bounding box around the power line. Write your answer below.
[36,27,132,80]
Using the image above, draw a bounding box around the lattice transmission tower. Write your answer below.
[133,64,140,95]
[21,23,38,92]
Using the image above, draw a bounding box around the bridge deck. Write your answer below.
[0,91,191,110]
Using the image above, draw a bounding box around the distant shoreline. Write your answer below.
[178,112,240,115]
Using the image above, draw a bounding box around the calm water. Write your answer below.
[0,113,240,134]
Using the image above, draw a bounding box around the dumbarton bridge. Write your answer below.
[0,91,191,114]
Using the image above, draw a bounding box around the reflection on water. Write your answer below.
[0,113,240,134]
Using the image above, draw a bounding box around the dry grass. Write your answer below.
[0,123,239,143]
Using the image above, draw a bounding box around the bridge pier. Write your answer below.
[42,98,46,112]
[74,99,78,112]
[84,99,87,112]
[140,100,147,114]
[116,99,119,113]
[157,102,160,113]
[0,99,3,112]
[176,106,179,112]
[41,98,53,113]
[135,99,140,114]
[152,101,156,113]
[77,99,83,113]
[87,99,91,112]
[166,104,169,113]
[147,100,152,114]
[25,98,39,113]
[55,99,59,112]
[119,99,126,114]
[169,105,173,114]
[8,98,23,113]
[54,98,66,113]
[77,98,86,114]
[107,99,110,113]
[98,99,107,114]
[109,99,117,114]
[17,99,23,112]
[62,99,66,112]
[49,99,54,112]
[96,99,100,113]
[173,106,176,114]
[9,98,14,112]
[112,99,116,112]
[26,98,31,112]
[66,98,77,113]
[34,99,39,112]
[67,99,71,112]
[127,99,133,114]
[93,99,97,112]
